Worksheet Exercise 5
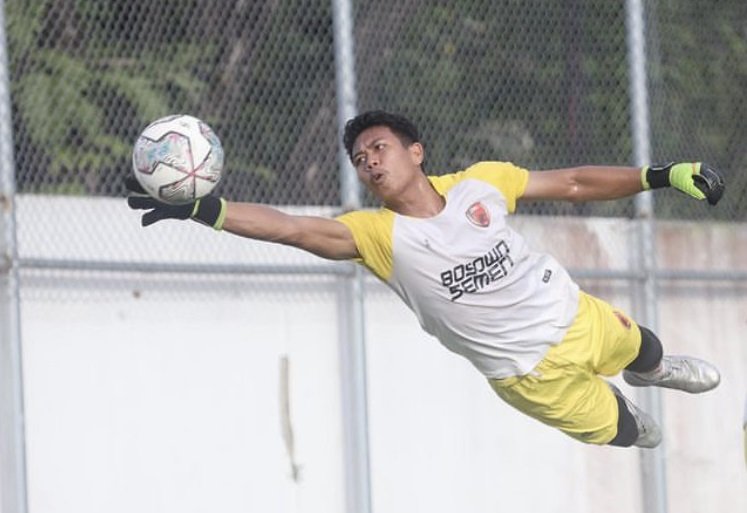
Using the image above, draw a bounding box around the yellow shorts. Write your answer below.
[489,291,642,444]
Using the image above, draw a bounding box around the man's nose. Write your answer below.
[366,154,379,169]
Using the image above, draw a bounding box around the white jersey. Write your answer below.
[337,161,579,378]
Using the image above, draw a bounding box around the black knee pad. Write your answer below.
[625,326,663,373]
[608,394,639,447]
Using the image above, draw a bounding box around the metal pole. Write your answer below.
[625,2,667,513]
[17,257,747,282]
[331,2,371,513]
[0,1,29,512]
[332,0,361,211]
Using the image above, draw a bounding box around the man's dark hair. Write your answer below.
[343,110,421,161]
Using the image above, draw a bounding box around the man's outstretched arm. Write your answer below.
[126,177,359,261]
[222,202,359,260]
[521,162,725,205]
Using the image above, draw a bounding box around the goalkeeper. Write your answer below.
[127,110,725,448]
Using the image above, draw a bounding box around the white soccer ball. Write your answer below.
[132,114,224,205]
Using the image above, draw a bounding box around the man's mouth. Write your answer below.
[372,172,384,184]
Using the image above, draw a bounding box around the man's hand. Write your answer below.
[642,162,725,206]
[125,176,226,228]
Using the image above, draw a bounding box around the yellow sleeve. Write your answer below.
[335,209,395,281]
[429,161,529,213]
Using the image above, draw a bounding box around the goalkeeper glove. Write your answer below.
[125,176,227,229]
[641,162,725,206]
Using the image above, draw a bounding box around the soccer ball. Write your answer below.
[132,114,224,205]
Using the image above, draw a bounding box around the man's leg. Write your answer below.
[487,292,645,446]
[623,326,720,393]
[624,326,662,372]
[607,383,662,448]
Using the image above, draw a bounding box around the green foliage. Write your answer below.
[15,51,124,174]
[359,0,633,215]
[3,0,746,220]
[5,0,267,195]
[646,0,747,219]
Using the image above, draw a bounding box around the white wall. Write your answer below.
[11,197,747,513]
[21,281,345,513]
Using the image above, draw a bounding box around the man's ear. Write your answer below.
[409,142,424,167]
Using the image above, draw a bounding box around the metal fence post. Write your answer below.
[0,2,28,513]
[625,1,667,513]
[331,1,372,513]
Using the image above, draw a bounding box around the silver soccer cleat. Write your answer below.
[608,383,662,448]
[623,355,721,394]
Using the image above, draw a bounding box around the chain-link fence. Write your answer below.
[3,0,744,285]
[6,1,747,217]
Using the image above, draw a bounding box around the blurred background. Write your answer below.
[0,1,745,513]
[6,0,747,215]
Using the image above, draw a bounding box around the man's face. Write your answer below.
[350,125,423,201]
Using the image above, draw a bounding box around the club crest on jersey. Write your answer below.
[466,202,490,227]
